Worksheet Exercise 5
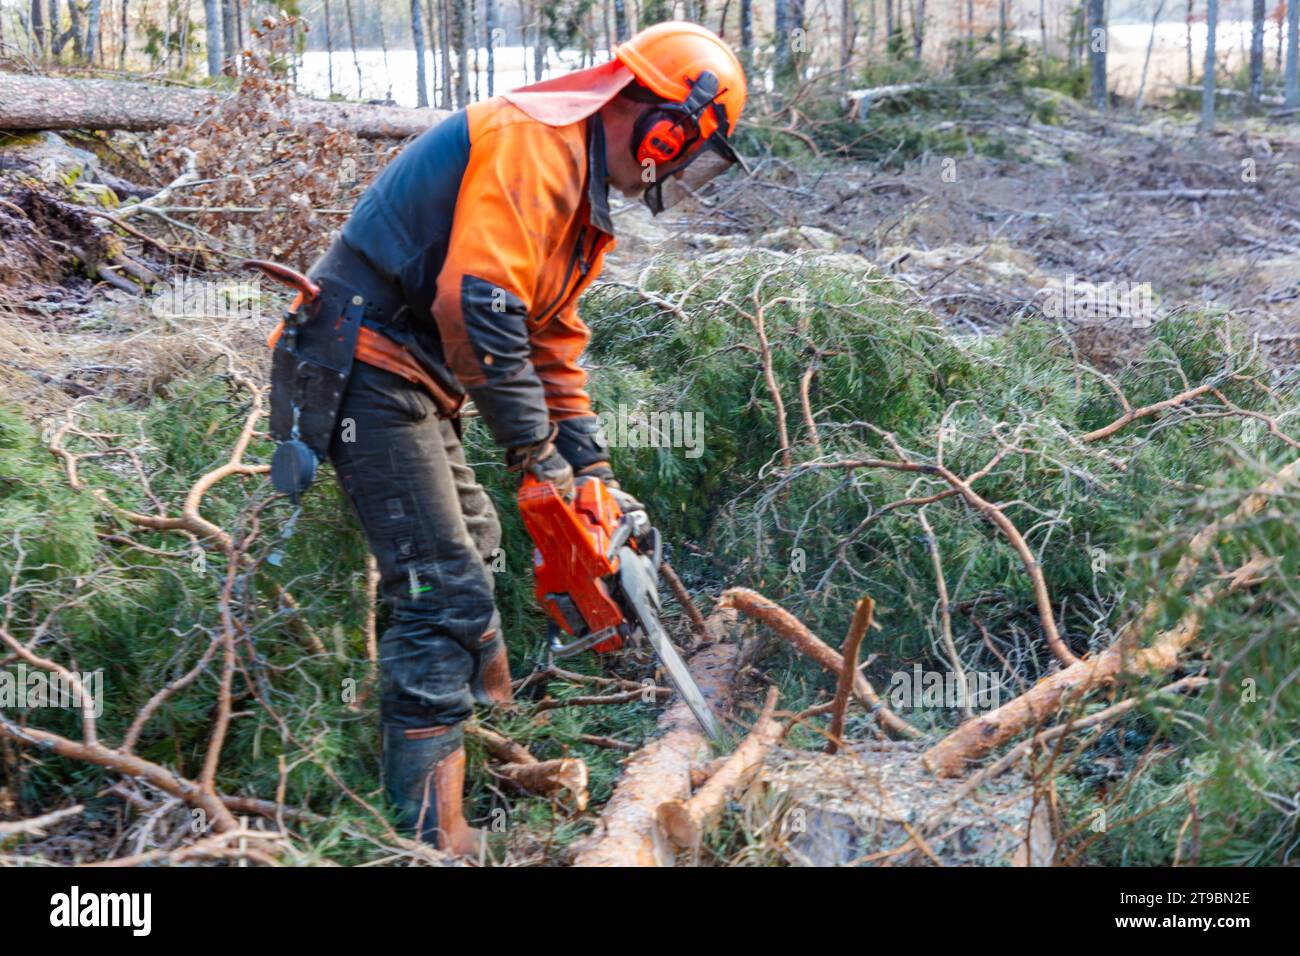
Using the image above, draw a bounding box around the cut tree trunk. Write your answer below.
[571,613,740,867]
[655,686,781,850]
[0,75,448,139]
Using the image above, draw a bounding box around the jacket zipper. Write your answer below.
[534,225,602,327]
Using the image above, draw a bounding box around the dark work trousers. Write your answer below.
[329,360,506,731]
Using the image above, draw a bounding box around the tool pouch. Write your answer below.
[268,281,364,499]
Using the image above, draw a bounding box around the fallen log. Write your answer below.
[656,686,781,850]
[923,456,1300,777]
[718,587,921,740]
[0,75,447,140]
[571,616,740,867]
[466,724,589,811]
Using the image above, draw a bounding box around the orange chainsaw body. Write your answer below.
[518,474,625,654]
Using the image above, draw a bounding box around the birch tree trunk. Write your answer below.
[438,0,452,107]
[1186,0,1195,83]
[412,0,430,107]
[842,0,854,71]
[204,0,223,77]
[741,0,753,54]
[485,0,496,96]
[344,0,363,98]
[30,0,47,59]
[119,0,129,69]
[84,0,102,64]
[323,0,336,95]
[220,0,236,74]
[614,0,629,41]
[1286,0,1299,106]
[1202,0,1218,129]
[775,0,792,74]
[1249,0,1265,109]
[1088,0,1107,111]
[455,0,469,107]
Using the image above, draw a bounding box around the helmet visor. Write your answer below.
[643,142,737,214]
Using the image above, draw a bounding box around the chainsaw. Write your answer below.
[517,473,723,743]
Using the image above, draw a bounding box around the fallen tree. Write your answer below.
[0,75,448,140]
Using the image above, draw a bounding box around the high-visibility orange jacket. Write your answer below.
[336,94,618,465]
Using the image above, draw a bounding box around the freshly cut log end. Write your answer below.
[496,759,590,812]
[759,750,1054,866]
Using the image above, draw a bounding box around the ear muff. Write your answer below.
[634,111,697,166]
[630,70,722,169]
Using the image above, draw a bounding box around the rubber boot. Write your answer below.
[383,723,483,856]
[469,613,513,707]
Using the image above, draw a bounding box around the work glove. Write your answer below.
[579,462,646,520]
[507,429,575,501]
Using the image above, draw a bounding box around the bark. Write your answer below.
[204,0,222,77]
[614,0,629,42]
[842,0,854,70]
[655,686,781,850]
[84,0,102,63]
[923,456,1300,777]
[485,0,496,97]
[1250,0,1266,110]
[0,74,449,138]
[774,0,792,74]
[571,638,740,866]
[412,0,430,107]
[454,0,469,108]
[1288,0,1300,106]
[719,587,921,740]
[344,0,363,99]
[1202,0,1219,130]
[437,0,451,107]
[119,0,129,70]
[1186,0,1195,84]
[740,0,753,53]
[1088,0,1107,111]
[30,0,46,59]
[324,0,336,96]
[220,0,237,74]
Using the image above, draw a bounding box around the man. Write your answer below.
[265,22,747,854]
